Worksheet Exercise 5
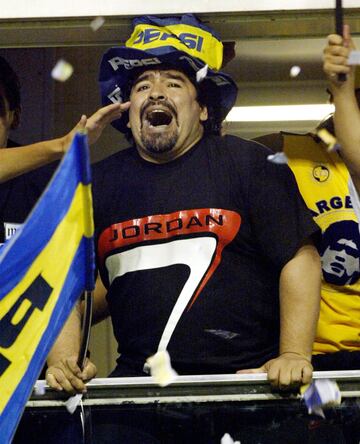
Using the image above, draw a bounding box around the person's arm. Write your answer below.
[46,302,94,393]
[238,239,321,388]
[323,28,360,191]
[0,102,129,183]
[46,275,109,393]
[0,139,65,183]
[269,239,321,386]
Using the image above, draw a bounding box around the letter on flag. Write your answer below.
[0,132,95,443]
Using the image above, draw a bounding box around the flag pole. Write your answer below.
[335,0,346,82]
[77,290,93,370]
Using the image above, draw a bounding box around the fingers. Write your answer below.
[80,358,97,382]
[46,371,64,392]
[76,102,125,133]
[118,101,131,112]
[89,102,130,126]
[46,358,97,394]
[64,102,130,151]
[290,366,303,385]
[264,356,313,389]
[343,24,350,48]
[323,61,351,77]
[301,364,313,385]
[327,33,344,46]
[85,102,130,145]
[266,362,286,387]
[323,36,353,85]
[323,43,350,64]
[235,357,313,390]
[78,114,87,131]
[323,31,357,78]
[46,359,85,394]
[268,366,302,388]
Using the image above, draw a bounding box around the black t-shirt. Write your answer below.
[0,142,57,244]
[92,134,318,376]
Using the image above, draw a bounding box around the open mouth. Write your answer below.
[145,109,173,127]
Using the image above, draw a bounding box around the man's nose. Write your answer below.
[149,83,166,101]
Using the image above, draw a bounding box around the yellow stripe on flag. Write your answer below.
[0,183,93,413]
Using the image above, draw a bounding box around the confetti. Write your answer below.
[290,65,301,78]
[33,380,46,396]
[65,393,83,414]
[51,59,74,82]
[302,379,341,418]
[221,433,241,444]
[348,50,360,65]
[267,152,289,164]
[146,350,178,387]
[196,64,208,83]
[90,16,105,32]
[316,128,341,152]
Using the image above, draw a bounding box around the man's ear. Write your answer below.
[10,107,21,129]
[200,105,208,122]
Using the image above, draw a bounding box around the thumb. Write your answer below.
[68,114,87,139]
[343,24,350,45]
[78,114,87,131]
[121,101,131,112]
[79,358,97,380]
[343,24,356,50]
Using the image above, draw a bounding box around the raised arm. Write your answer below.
[0,102,129,183]
[0,138,65,183]
[323,28,360,190]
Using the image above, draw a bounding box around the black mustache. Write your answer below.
[140,100,177,121]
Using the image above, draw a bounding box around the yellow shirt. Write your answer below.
[283,133,360,354]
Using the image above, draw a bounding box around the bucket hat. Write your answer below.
[99,14,238,133]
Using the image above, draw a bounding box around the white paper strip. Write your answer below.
[348,50,360,66]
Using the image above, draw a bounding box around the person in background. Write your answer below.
[0,55,123,245]
[46,14,321,394]
[255,27,360,370]
[0,56,21,149]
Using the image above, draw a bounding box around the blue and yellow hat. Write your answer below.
[99,14,238,133]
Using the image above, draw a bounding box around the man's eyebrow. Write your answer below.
[133,73,151,87]
[133,71,187,88]
[162,72,187,82]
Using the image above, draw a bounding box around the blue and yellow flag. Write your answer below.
[0,132,94,443]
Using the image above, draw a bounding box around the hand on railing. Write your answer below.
[236,351,313,389]
[46,356,97,394]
